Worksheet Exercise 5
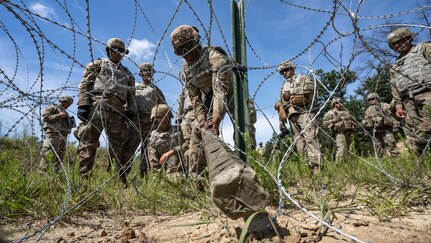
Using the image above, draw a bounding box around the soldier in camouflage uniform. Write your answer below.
[248,99,257,150]
[147,104,185,173]
[362,93,399,157]
[170,24,234,176]
[77,38,136,187]
[274,61,322,171]
[323,98,357,163]
[387,27,431,154]
[40,96,75,171]
[123,62,166,177]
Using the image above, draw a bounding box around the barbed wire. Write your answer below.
[1,1,430,242]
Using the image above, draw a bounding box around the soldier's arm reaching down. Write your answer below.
[208,49,233,134]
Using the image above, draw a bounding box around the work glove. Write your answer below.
[77,106,90,122]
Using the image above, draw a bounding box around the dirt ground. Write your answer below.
[3,204,431,243]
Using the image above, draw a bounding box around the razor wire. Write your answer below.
[0,0,430,242]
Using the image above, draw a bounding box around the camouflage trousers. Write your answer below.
[289,112,322,167]
[180,110,196,149]
[77,105,127,177]
[403,91,431,154]
[40,133,67,171]
[370,129,398,157]
[335,132,353,163]
[123,114,154,174]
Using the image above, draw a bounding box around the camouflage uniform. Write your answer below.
[323,98,357,163]
[248,100,257,150]
[276,61,322,168]
[123,63,166,175]
[40,96,74,171]
[362,93,399,157]
[77,38,136,181]
[147,104,185,173]
[387,28,431,154]
[170,25,234,177]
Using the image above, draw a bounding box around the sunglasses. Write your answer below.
[110,47,126,54]
[368,98,376,101]
[279,68,292,75]
[174,41,197,57]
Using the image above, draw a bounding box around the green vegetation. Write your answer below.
[1,135,430,228]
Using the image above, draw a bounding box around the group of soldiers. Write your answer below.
[40,26,431,186]
[273,27,431,170]
[40,24,235,189]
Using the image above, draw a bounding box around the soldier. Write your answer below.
[274,61,322,171]
[170,24,234,176]
[323,98,357,163]
[147,104,185,173]
[123,62,166,177]
[77,38,136,188]
[387,27,431,154]
[248,99,257,150]
[362,93,399,157]
[40,96,75,171]
[257,142,265,156]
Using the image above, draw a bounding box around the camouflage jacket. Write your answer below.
[42,104,74,135]
[147,125,185,167]
[78,58,136,111]
[181,46,233,123]
[390,42,431,110]
[177,87,196,123]
[280,74,316,116]
[134,82,166,115]
[323,108,357,133]
[363,102,397,130]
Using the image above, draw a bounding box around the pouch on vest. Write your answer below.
[202,130,268,220]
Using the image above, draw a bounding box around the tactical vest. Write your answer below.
[92,59,132,103]
[393,43,431,98]
[42,104,73,135]
[182,47,231,95]
[135,83,160,114]
[149,126,182,154]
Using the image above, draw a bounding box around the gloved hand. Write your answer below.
[278,124,290,139]
[77,106,90,122]
[124,110,135,120]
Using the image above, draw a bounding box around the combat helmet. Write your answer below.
[367,93,380,101]
[170,25,200,56]
[331,97,341,106]
[277,61,295,74]
[139,62,155,76]
[59,96,73,104]
[151,104,173,121]
[387,28,414,46]
[106,38,128,54]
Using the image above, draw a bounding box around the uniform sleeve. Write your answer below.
[209,49,233,121]
[187,81,206,123]
[322,111,334,128]
[389,68,403,110]
[126,72,136,112]
[177,88,185,121]
[155,86,166,105]
[42,105,61,123]
[78,60,101,107]
[147,137,159,166]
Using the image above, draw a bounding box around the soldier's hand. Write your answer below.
[159,150,175,164]
[77,106,90,122]
[207,117,221,136]
[58,112,68,119]
[395,108,405,119]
